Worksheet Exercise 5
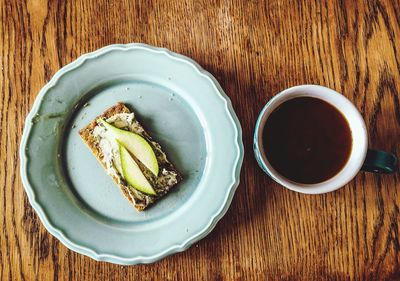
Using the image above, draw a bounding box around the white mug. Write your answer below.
[253,85,397,194]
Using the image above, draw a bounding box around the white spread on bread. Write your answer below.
[92,113,178,198]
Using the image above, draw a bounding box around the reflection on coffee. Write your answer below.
[262,97,352,184]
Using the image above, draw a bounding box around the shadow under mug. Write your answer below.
[253,85,398,194]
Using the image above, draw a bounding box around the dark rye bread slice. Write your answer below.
[79,102,182,211]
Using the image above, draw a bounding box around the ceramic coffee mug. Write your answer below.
[254,85,397,194]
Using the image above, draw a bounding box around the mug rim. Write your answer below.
[254,84,368,194]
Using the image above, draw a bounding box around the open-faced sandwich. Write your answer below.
[79,102,183,211]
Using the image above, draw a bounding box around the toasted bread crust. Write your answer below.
[79,102,181,211]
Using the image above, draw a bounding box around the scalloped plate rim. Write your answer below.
[19,43,244,265]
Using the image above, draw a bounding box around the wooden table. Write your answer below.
[1,0,399,280]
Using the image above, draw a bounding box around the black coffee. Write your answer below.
[262,97,352,184]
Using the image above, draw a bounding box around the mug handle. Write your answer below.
[362,149,398,173]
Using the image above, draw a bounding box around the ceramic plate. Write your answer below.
[20,43,243,264]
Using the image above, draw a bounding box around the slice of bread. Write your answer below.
[79,102,182,211]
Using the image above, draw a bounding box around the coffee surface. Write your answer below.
[262,97,352,184]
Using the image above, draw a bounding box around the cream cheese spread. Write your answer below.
[92,113,178,196]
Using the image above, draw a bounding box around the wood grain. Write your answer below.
[1,0,399,280]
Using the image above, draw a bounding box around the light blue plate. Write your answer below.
[20,43,243,264]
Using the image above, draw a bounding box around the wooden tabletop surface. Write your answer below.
[1,0,399,280]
